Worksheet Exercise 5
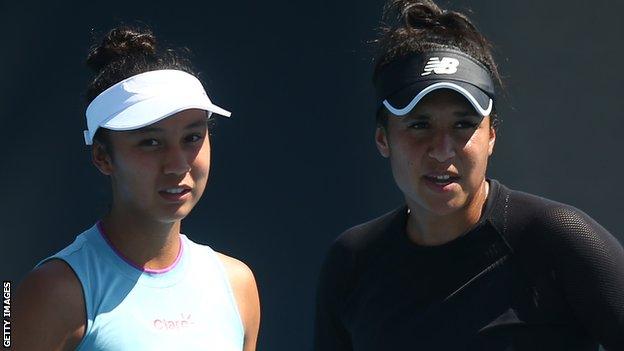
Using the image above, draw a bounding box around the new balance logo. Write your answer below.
[421,57,460,76]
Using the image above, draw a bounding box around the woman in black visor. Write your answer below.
[314,0,624,350]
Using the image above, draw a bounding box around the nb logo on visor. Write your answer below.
[421,57,460,76]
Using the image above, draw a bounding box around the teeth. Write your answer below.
[164,188,184,194]
[434,175,450,180]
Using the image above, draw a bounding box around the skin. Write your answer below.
[13,109,260,351]
[375,90,496,246]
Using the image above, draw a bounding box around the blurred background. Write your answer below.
[1,0,622,349]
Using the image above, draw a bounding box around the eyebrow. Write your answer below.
[129,119,207,134]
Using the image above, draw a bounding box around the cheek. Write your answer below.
[114,154,159,183]
[191,142,211,183]
[192,157,210,181]
[390,131,425,159]
[109,154,161,203]
[388,136,426,181]
[462,129,491,173]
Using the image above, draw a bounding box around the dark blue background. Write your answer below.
[1,1,622,350]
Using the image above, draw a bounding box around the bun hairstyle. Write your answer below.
[86,26,196,104]
[373,0,502,126]
[85,26,199,150]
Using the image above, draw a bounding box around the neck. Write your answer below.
[100,204,182,271]
[406,179,489,246]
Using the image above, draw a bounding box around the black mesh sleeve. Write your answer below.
[314,240,355,351]
[543,206,624,350]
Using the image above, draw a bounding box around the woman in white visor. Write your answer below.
[314,1,624,350]
[13,26,260,351]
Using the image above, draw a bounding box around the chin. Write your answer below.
[156,214,189,224]
[156,203,195,223]
[425,200,465,216]
[413,190,469,216]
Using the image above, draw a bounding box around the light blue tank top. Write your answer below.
[38,223,245,350]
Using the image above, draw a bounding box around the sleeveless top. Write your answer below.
[38,223,245,350]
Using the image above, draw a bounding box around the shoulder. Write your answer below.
[499,185,624,346]
[13,259,85,350]
[214,253,260,350]
[184,237,258,299]
[498,183,621,260]
[503,185,605,237]
[494,182,590,233]
[215,252,257,292]
[17,259,84,305]
[497,182,568,221]
[536,204,621,261]
[333,205,407,256]
[16,226,99,317]
[318,206,407,291]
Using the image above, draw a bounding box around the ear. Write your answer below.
[487,120,496,156]
[375,126,390,158]
[91,142,114,175]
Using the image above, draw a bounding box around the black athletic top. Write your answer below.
[314,179,624,351]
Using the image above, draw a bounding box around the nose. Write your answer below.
[427,132,456,163]
[163,145,191,176]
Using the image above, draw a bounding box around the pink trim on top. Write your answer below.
[96,221,184,274]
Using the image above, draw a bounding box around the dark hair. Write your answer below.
[373,0,502,129]
[86,25,211,152]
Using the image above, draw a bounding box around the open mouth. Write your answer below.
[159,187,192,201]
[423,174,460,187]
[161,188,190,194]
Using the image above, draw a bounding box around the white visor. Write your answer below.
[84,69,231,145]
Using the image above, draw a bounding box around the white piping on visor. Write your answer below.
[83,69,231,145]
[382,82,493,117]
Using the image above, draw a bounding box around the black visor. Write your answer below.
[374,49,496,117]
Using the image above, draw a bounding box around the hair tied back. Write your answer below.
[86,26,157,75]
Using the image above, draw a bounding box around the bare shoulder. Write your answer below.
[13,259,85,351]
[214,252,260,308]
[215,253,256,286]
[215,252,260,351]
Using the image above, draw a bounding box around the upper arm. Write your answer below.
[314,241,354,351]
[12,259,86,351]
[544,207,624,349]
[216,253,260,351]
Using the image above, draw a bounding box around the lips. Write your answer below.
[158,185,192,202]
[424,174,460,184]
[422,173,460,192]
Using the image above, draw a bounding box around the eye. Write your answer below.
[407,121,430,129]
[454,120,479,129]
[139,138,160,147]
[185,133,204,143]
